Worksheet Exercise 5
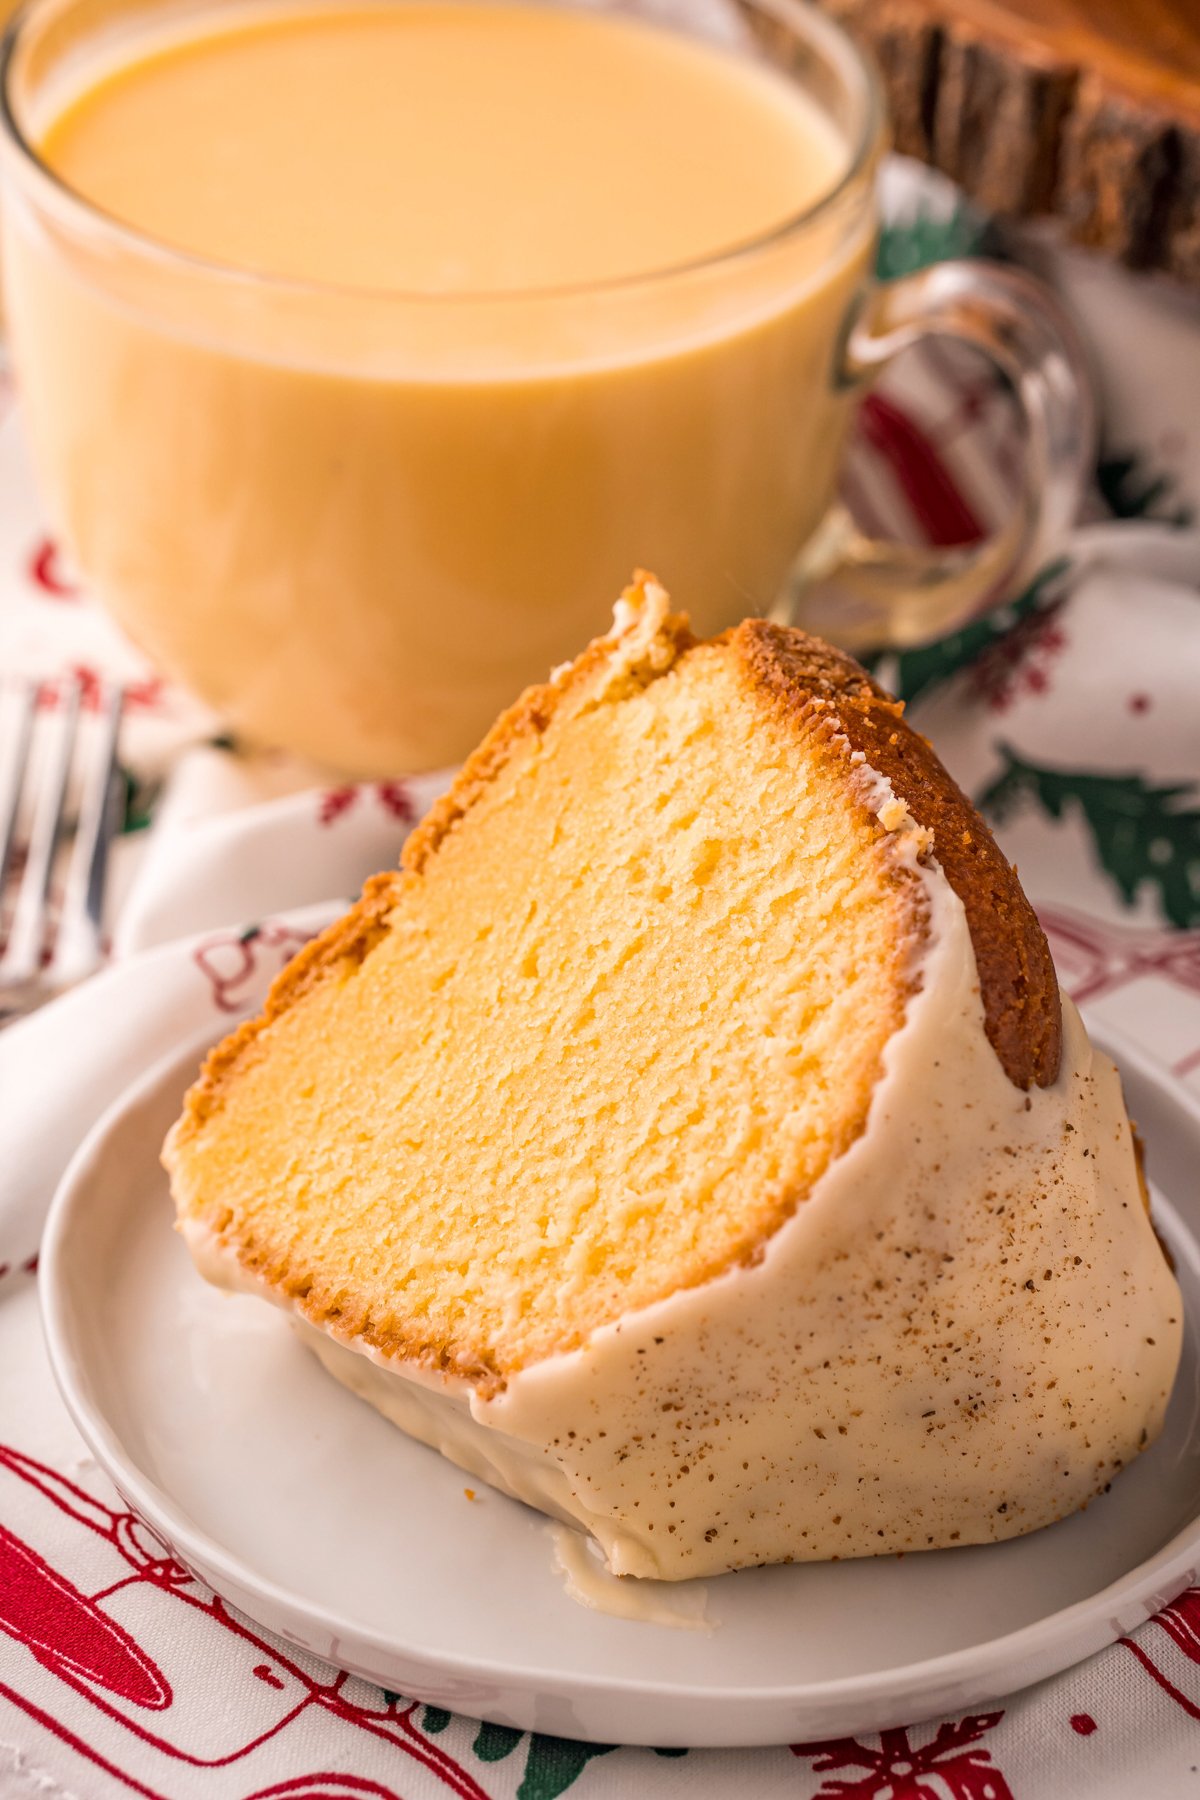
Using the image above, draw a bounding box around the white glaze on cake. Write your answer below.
[181,837,1181,1580]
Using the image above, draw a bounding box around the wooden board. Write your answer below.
[815,0,1200,285]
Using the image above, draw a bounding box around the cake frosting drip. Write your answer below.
[181,833,1181,1580]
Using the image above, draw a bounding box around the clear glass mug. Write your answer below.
[0,0,1093,777]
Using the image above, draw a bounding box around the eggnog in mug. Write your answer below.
[1,0,880,772]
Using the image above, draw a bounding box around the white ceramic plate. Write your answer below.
[40,1025,1200,1748]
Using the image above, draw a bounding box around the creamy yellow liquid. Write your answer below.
[42,4,845,291]
[8,2,875,773]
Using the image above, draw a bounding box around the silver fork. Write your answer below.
[0,676,125,1023]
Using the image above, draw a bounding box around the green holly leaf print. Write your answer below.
[516,1734,615,1799]
[420,1703,451,1732]
[979,746,1200,927]
[1097,452,1194,528]
[870,559,1072,709]
[876,202,990,283]
[473,1720,525,1761]
[117,762,156,835]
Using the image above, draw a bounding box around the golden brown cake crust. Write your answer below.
[176,874,399,1138]
[174,595,1059,1160]
[733,618,1062,1089]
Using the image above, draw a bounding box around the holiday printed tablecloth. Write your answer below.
[2,166,1200,1798]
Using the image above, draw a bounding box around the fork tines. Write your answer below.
[0,675,125,1017]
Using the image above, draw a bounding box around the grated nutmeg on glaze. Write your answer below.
[182,868,1179,1581]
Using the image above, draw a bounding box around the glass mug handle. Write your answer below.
[788,261,1097,650]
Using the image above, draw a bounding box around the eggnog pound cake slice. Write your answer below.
[165,576,1181,1579]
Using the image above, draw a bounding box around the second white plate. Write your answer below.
[40,1025,1200,1747]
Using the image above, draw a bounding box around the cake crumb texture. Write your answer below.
[166,578,1059,1387]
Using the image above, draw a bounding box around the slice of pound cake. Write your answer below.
[165,576,1181,1579]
